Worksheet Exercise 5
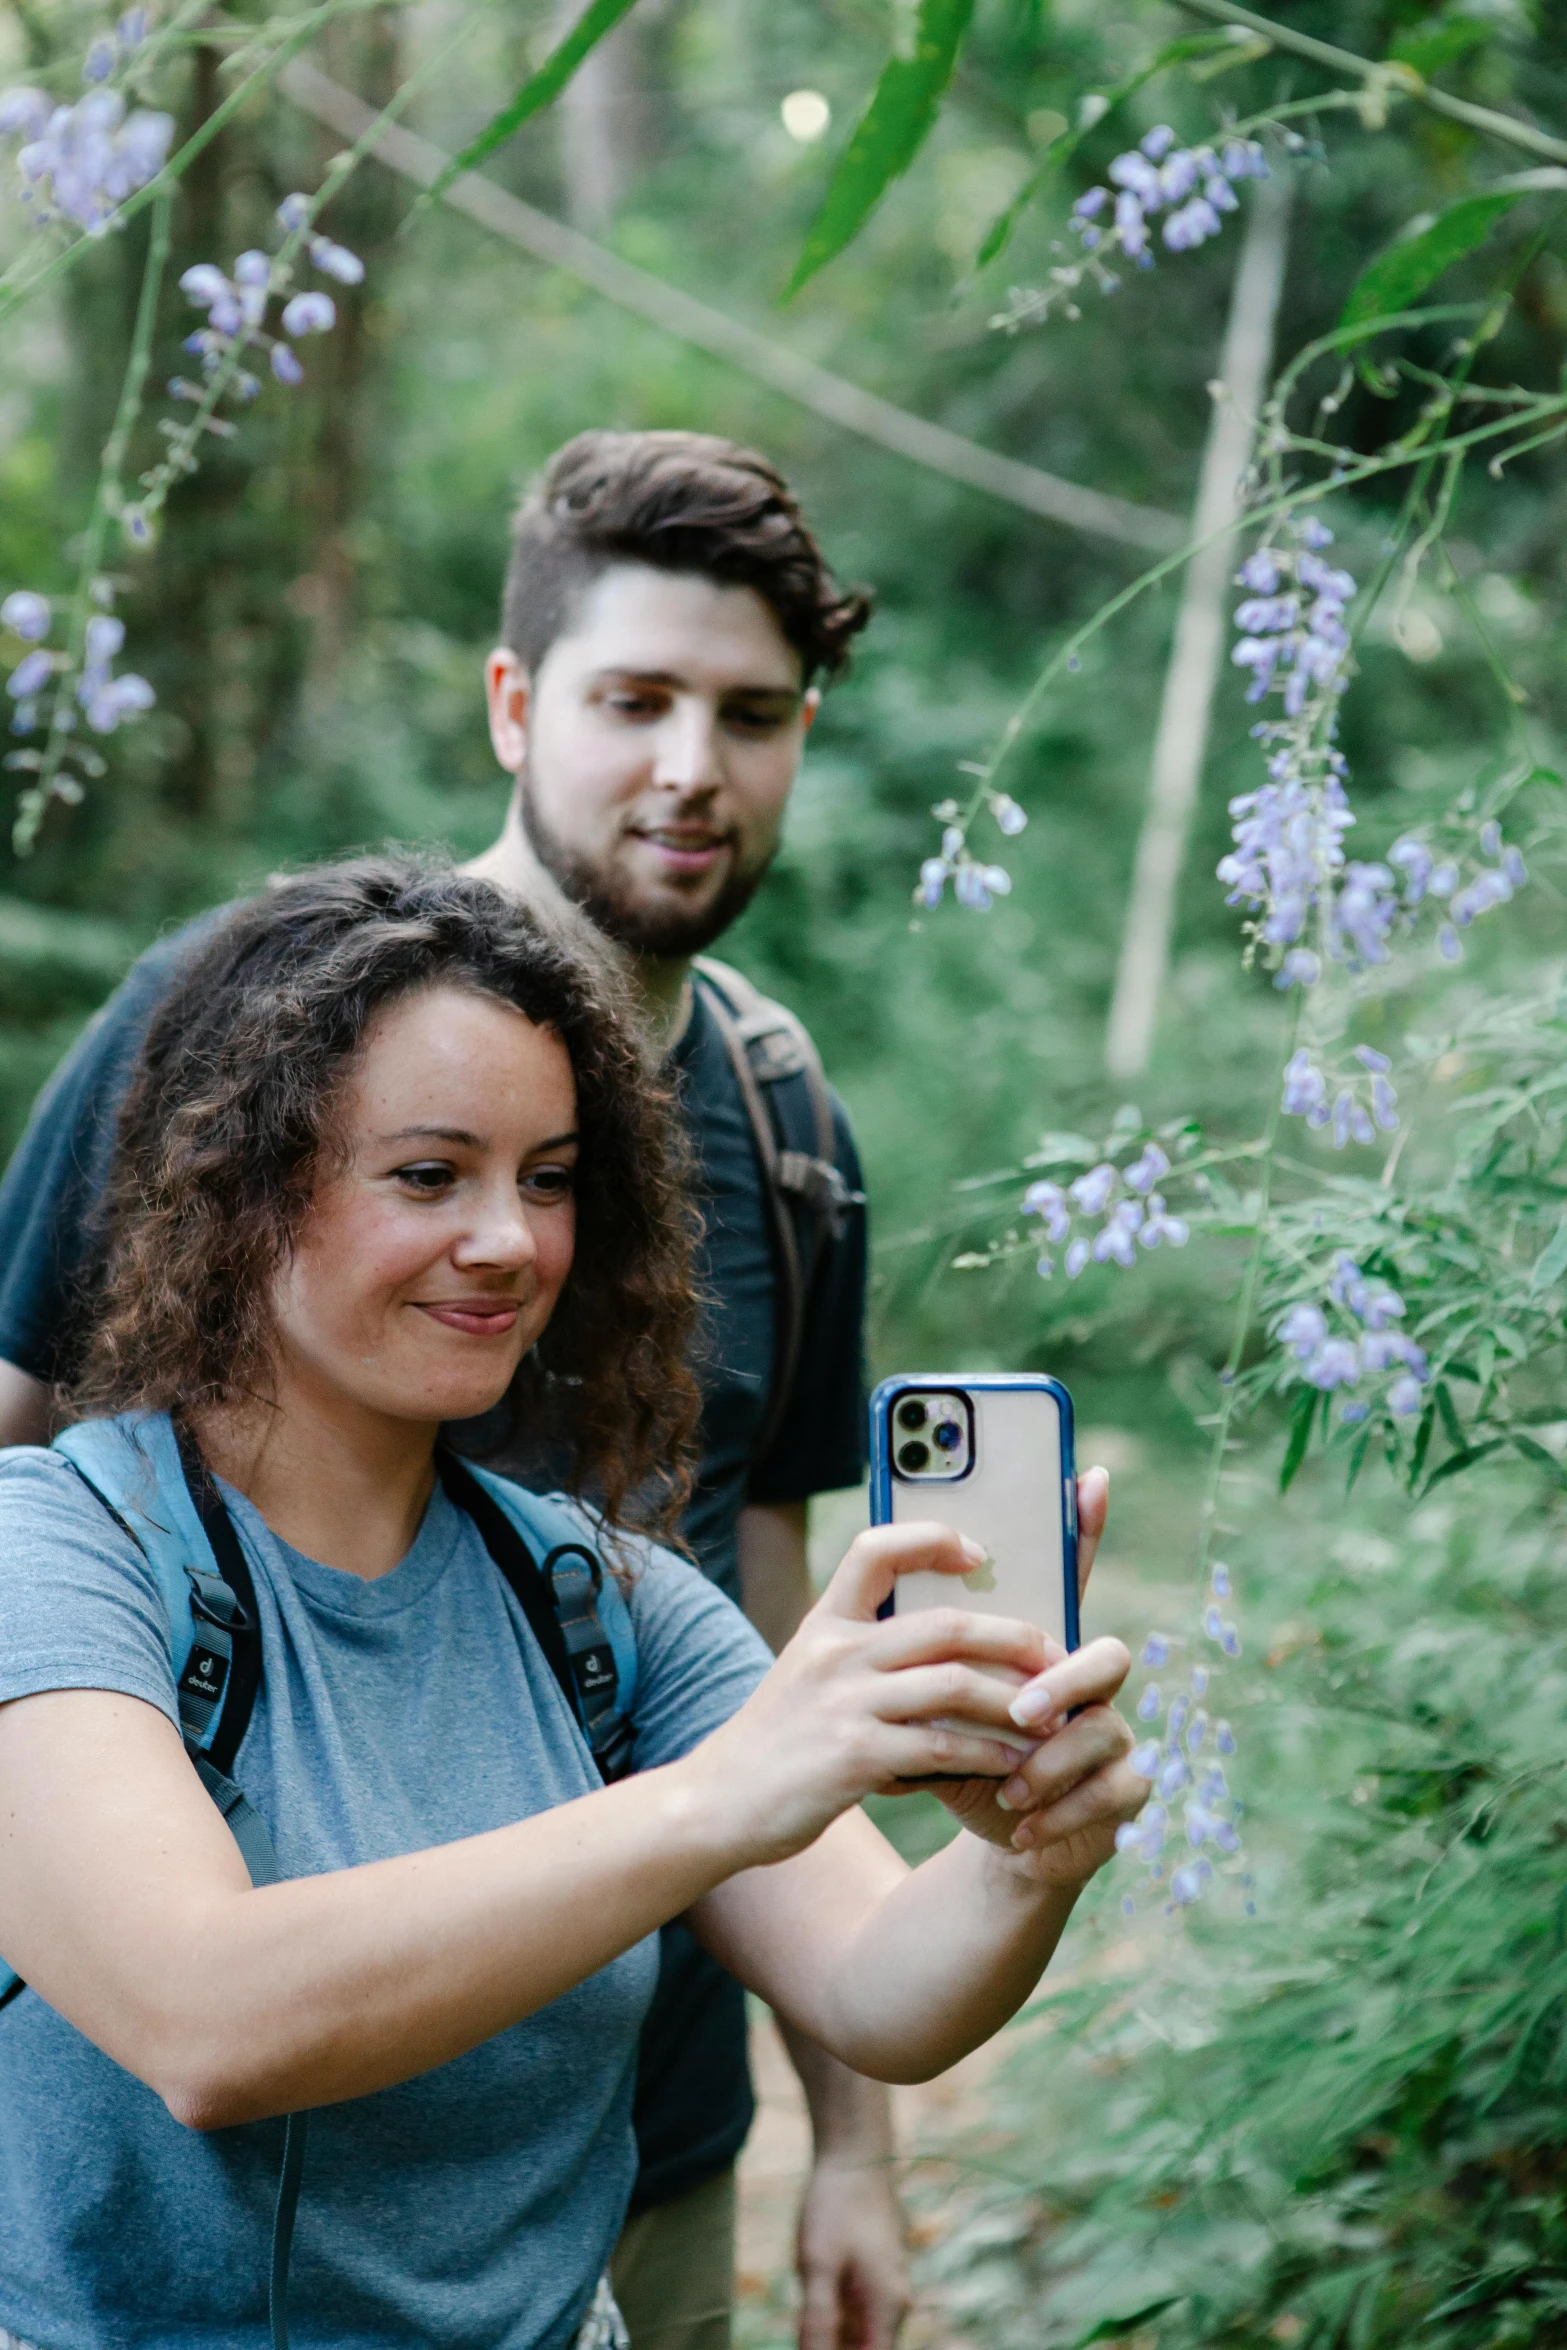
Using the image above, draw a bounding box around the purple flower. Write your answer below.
[83,614,124,664]
[270,343,306,387]
[1109,151,1163,204]
[0,87,51,140]
[1280,1301,1327,1359]
[1141,1634,1170,1667]
[1480,819,1502,857]
[1353,1045,1391,1074]
[1388,1373,1424,1417]
[1063,1236,1091,1279]
[1216,1721,1235,1754]
[7,648,52,698]
[992,793,1027,835]
[1237,549,1282,593]
[1275,948,1320,989]
[1221,138,1268,179]
[1158,150,1201,205]
[1123,1142,1170,1195]
[1341,1399,1370,1425]
[1503,846,1528,888]
[1,590,50,642]
[82,37,117,85]
[281,290,335,336]
[1129,1740,1161,1779]
[84,670,154,732]
[1389,838,1431,902]
[1282,1050,1328,1119]
[1163,195,1222,250]
[180,263,232,308]
[1304,1337,1360,1391]
[1093,1211,1140,1268]
[309,235,364,285]
[278,192,312,233]
[1070,1162,1117,1216]
[1113,188,1149,259]
[1072,186,1107,220]
[1170,1865,1201,1904]
[1137,1684,1161,1722]
[1139,1195,1189,1248]
[1372,1075,1398,1132]
[1439,924,1461,962]
[1140,124,1176,160]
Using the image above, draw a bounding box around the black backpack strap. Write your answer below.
[437,1452,632,1784]
[692,958,864,1463]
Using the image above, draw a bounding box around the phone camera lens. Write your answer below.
[896,1398,928,1432]
[932,1419,963,1453]
[896,1439,931,1475]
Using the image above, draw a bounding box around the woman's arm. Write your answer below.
[0,1521,1058,2131]
[688,1630,1140,2082]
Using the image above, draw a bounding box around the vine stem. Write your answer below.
[1191,990,1302,1592]
[12,187,171,853]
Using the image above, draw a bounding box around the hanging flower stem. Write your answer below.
[11,186,171,853]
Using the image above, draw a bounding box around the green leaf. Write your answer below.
[415,0,643,212]
[1436,1381,1466,1450]
[1390,15,1497,79]
[1423,1437,1505,1493]
[1280,1383,1319,1494]
[1530,1213,1567,1294]
[1513,1433,1567,1489]
[1067,2303,1181,2350]
[787,0,976,296]
[1340,192,1525,335]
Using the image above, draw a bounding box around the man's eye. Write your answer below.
[724,705,788,734]
[394,1162,454,1194]
[606,693,663,719]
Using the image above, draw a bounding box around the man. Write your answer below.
[0,431,908,2350]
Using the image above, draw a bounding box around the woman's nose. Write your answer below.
[452,1193,539,1271]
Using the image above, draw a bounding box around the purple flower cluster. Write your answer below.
[1278,1252,1428,1424]
[2,587,154,745]
[916,824,1013,912]
[1281,1043,1398,1146]
[1,17,171,237]
[1387,823,1529,964]
[1072,125,1268,269]
[1119,1569,1245,1915]
[177,197,364,395]
[1023,1141,1189,1279]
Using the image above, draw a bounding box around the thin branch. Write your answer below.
[1172,0,1567,171]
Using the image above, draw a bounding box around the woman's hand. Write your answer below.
[683,1521,1063,1870]
[928,1468,1146,1888]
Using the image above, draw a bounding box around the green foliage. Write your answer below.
[786,0,977,295]
[1340,191,1531,334]
[906,1472,1567,2350]
[418,0,644,210]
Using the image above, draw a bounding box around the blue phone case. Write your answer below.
[868,1372,1079,1649]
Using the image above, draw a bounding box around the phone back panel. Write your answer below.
[869,1375,1078,1650]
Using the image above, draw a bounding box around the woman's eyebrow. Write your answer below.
[374,1126,580,1150]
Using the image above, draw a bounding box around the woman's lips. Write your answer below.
[415,1300,521,1337]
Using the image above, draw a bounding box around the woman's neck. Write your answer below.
[190,1377,440,1582]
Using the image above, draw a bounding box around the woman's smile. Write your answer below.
[412,1295,524,1338]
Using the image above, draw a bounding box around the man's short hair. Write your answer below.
[500,430,873,685]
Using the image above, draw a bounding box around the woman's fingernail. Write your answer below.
[1011,1819,1034,1850]
[961,1536,986,1565]
[1010,1686,1056,1730]
[1002,1776,1031,1808]
[993,1787,1015,1812]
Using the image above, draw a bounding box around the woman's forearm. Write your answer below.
[0,1691,741,2130]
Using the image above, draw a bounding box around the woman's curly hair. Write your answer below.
[72,856,702,1541]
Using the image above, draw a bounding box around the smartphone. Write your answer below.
[869,1373,1079,1758]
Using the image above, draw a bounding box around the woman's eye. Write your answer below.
[524,1164,576,1199]
[393,1162,454,1195]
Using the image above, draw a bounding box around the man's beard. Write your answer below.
[517,781,776,959]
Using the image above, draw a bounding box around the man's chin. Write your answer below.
[572,872,769,960]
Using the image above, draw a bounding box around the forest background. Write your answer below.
[3,0,1567,2344]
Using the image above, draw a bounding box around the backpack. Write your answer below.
[0,1410,639,2350]
[690,958,863,1462]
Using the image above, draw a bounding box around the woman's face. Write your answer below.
[269,984,579,1430]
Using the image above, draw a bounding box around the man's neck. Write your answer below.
[464,806,693,1053]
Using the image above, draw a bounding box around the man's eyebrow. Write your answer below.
[588,666,801,702]
[374,1127,580,1151]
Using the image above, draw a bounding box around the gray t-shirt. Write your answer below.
[0,1445,771,2350]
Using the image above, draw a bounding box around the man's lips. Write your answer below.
[630,826,733,876]
[414,1300,522,1337]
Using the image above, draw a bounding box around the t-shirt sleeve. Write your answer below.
[747,1087,868,1506]
[0,1448,179,1725]
[0,917,220,1386]
[623,1546,773,1773]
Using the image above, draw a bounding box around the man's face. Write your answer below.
[486,562,817,959]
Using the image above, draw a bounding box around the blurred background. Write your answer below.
[3,2,1567,2341]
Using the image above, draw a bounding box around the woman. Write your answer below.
[0,858,1140,2350]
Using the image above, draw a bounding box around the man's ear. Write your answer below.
[486,646,532,776]
[801,685,822,733]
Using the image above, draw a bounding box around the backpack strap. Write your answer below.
[441,1454,637,1784]
[691,957,863,1464]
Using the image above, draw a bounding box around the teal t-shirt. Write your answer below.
[0,1445,771,2350]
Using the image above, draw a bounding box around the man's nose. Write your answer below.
[651,697,724,794]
